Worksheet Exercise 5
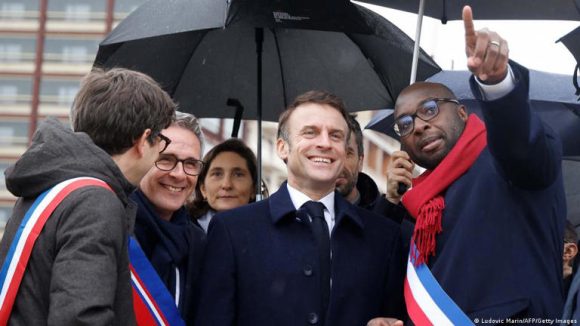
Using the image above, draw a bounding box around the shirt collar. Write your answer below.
[286,183,335,219]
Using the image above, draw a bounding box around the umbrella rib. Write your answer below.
[272,28,288,109]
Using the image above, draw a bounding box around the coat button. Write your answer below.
[307,312,319,324]
[303,265,313,276]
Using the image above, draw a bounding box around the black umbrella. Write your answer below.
[95,0,440,119]
[94,0,441,199]
[558,26,580,97]
[365,68,580,157]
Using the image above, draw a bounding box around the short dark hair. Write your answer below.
[189,138,258,217]
[277,90,351,143]
[346,113,364,157]
[71,68,176,155]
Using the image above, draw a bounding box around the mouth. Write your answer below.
[308,156,333,165]
[418,136,443,153]
[162,184,186,193]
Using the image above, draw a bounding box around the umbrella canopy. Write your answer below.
[559,26,580,64]
[94,0,441,121]
[365,68,580,157]
[558,26,580,96]
[356,0,580,23]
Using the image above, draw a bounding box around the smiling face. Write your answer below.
[277,103,348,199]
[395,82,468,170]
[139,124,202,221]
[200,151,255,212]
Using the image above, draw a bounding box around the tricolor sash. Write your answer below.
[129,237,185,326]
[0,177,112,325]
[404,243,474,326]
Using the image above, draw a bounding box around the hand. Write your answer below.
[385,151,414,204]
[367,317,404,326]
[463,5,509,83]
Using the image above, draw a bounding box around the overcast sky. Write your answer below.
[359,3,579,75]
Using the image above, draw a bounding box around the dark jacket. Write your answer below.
[195,183,406,326]
[131,190,206,324]
[354,172,382,210]
[0,118,137,325]
[354,172,414,256]
[393,63,566,322]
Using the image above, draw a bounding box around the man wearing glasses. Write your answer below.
[0,68,176,325]
[373,6,566,325]
[131,111,206,325]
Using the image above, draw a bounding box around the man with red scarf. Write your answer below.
[370,6,566,326]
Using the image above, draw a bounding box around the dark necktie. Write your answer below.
[301,201,330,324]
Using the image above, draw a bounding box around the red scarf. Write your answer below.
[402,114,487,266]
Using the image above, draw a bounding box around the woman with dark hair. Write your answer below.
[189,138,258,232]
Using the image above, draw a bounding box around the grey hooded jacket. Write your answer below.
[0,118,137,325]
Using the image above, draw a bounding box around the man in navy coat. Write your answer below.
[374,6,566,325]
[195,91,406,326]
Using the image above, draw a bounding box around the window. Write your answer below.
[0,120,29,147]
[40,79,79,106]
[44,37,100,64]
[0,86,17,104]
[0,44,22,62]
[62,45,88,63]
[0,78,33,105]
[48,0,104,22]
[1,3,25,19]
[64,4,91,21]
[0,37,35,63]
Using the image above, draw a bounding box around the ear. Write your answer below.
[458,104,469,122]
[276,137,289,162]
[357,155,364,172]
[135,129,152,158]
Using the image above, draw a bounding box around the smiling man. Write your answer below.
[195,91,406,326]
[131,111,206,324]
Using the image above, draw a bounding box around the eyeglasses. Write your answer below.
[392,98,460,137]
[157,133,172,153]
[155,154,204,176]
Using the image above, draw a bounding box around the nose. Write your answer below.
[412,116,430,134]
[220,173,233,189]
[317,132,332,148]
[169,161,186,177]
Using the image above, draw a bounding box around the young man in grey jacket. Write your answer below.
[0,68,176,325]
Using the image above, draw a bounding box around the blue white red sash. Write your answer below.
[404,243,474,326]
[0,177,111,325]
[129,237,185,326]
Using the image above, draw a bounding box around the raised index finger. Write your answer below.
[463,6,476,47]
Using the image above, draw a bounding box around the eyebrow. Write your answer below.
[160,153,201,161]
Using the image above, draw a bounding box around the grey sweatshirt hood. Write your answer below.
[5,118,135,201]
